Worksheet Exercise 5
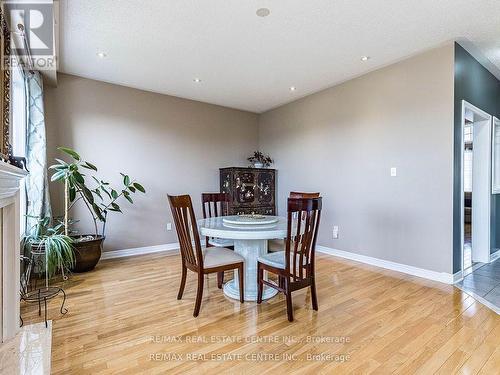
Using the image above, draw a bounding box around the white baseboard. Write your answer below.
[101,243,457,284]
[101,243,180,260]
[316,245,455,284]
[453,270,463,283]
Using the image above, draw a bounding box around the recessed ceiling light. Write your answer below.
[290,86,297,92]
[361,56,370,61]
[256,8,270,17]
[97,52,107,58]
[193,78,202,83]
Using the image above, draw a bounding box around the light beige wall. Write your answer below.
[45,74,259,251]
[259,45,455,273]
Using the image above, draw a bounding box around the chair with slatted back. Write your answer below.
[201,193,234,288]
[257,197,322,322]
[268,192,320,252]
[168,194,245,317]
[289,192,321,199]
[201,193,233,249]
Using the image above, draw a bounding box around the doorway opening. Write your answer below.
[461,101,492,275]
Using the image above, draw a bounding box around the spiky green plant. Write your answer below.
[22,216,75,278]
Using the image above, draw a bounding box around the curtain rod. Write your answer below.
[15,23,35,74]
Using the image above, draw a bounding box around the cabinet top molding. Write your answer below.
[220,166,276,171]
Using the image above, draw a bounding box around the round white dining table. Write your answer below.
[198,215,287,301]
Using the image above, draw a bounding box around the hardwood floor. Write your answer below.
[20,252,500,374]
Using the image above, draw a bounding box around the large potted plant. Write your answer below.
[50,147,146,272]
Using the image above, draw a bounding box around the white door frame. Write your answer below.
[492,117,500,194]
[460,100,492,274]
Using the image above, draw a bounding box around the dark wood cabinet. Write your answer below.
[220,167,276,215]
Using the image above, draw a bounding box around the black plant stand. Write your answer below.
[20,253,69,328]
[21,287,67,328]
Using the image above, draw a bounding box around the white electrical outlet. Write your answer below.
[390,167,397,177]
[166,223,172,231]
[332,226,339,239]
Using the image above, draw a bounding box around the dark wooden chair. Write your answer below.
[257,197,322,322]
[268,192,320,252]
[201,193,233,248]
[168,194,244,317]
[201,192,234,288]
[289,191,321,199]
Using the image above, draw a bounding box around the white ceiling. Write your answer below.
[59,0,500,113]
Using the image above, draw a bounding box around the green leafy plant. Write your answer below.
[49,147,146,238]
[22,216,75,278]
[247,151,273,167]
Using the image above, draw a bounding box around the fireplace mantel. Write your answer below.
[0,160,27,342]
[0,161,27,199]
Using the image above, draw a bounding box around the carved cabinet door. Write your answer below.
[256,171,274,206]
[234,171,257,206]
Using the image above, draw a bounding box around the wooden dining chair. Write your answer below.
[257,197,322,322]
[201,193,233,248]
[168,194,245,317]
[201,192,234,288]
[268,192,320,252]
[289,192,321,199]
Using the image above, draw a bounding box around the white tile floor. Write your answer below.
[457,257,500,314]
[0,321,52,375]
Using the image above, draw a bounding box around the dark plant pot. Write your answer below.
[71,235,105,273]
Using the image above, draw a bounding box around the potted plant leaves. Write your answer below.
[247,151,273,168]
[50,147,146,272]
[22,216,75,279]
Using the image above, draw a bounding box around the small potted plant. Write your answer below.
[22,216,75,279]
[247,151,273,168]
[50,147,146,272]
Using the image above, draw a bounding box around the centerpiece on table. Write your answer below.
[50,147,146,272]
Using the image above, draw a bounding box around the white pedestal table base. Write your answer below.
[223,239,278,301]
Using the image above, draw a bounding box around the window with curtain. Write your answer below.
[11,65,27,234]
